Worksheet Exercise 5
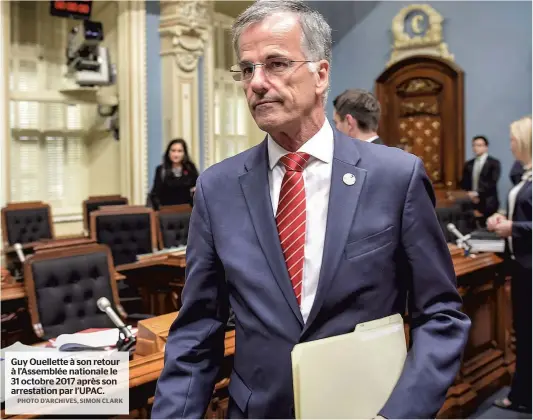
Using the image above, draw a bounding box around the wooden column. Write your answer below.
[118,1,148,204]
[0,0,10,210]
[159,0,214,168]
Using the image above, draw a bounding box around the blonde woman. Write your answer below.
[487,116,532,413]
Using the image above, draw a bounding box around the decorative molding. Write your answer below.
[159,0,214,168]
[160,0,211,31]
[400,101,439,116]
[388,4,454,67]
[118,1,148,204]
[176,52,200,73]
[397,78,442,95]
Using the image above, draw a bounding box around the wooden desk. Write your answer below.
[116,252,186,315]
[2,248,511,419]
[116,252,186,272]
[438,246,508,418]
[1,272,126,302]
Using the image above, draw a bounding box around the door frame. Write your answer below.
[375,55,465,189]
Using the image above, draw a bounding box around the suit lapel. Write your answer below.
[303,133,366,335]
[239,141,304,327]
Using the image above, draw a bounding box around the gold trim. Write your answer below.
[388,4,454,67]
[397,78,442,95]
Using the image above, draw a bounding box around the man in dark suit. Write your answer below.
[333,89,383,144]
[460,135,501,221]
[151,2,470,419]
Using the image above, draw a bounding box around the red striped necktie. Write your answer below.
[275,152,310,306]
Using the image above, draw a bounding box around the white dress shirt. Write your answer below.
[267,120,333,323]
[472,152,488,192]
[366,135,379,143]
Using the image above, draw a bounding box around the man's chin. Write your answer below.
[253,114,283,132]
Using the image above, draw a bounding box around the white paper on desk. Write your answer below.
[1,342,57,403]
[51,327,137,348]
[136,245,186,260]
[292,314,407,419]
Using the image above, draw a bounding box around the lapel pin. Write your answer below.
[343,173,356,186]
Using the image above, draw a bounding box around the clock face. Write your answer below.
[404,10,430,37]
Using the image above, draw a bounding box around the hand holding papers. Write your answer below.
[292,314,407,419]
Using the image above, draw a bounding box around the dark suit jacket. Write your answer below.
[149,163,198,209]
[370,136,383,145]
[507,179,532,270]
[460,155,501,216]
[151,131,470,419]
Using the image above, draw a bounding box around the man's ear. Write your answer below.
[345,114,357,131]
[315,60,329,97]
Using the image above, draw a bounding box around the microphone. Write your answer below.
[14,243,25,263]
[446,223,472,251]
[97,297,133,340]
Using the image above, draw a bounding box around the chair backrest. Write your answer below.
[435,205,475,243]
[1,202,54,247]
[24,244,123,340]
[83,195,128,235]
[156,204,192,249]
[90,206,157,266]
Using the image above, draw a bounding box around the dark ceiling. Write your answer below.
[310,1,380,45]
[213,1,380,46]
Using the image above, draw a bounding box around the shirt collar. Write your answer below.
[267,119,334,170]
[476,152,488,161]
[366,135,379,143]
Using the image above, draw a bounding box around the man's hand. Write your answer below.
[487,213,507,231]
[493,220,513,238]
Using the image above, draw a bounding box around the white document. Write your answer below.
[292,314,407,419]
[52,327,137,348]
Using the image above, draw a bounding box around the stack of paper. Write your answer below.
[292,314,407,419]
[469,229,505,253]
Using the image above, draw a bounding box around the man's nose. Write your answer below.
[249,65,268,93]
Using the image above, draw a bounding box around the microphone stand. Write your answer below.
[116,331,136,354]
[456,234,473,257]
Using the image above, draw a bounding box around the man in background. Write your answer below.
[333,89,383,144]
[460,135,501,224]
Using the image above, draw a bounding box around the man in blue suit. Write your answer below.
[151,1,470,419]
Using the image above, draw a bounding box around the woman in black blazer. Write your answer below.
[149,139,199,209]
[487,116,532,413]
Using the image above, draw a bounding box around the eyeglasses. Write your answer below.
[230,57,313,82]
